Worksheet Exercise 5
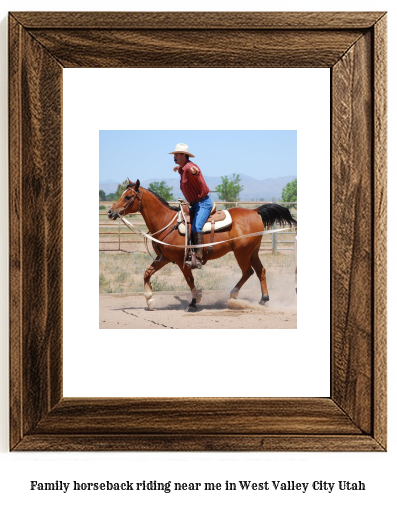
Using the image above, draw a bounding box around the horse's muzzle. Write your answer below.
[107,209,119,220]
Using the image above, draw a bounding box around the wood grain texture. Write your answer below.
[9,16,64,447]
[27,29,364,68]
[14,435,383,453]
[9,14,23,450]
[32,398,362,435]
[332,32,373,434]
[11,11,386,29]
[21,28,64,432]
[8,11,387,452]
[373,15,387,449]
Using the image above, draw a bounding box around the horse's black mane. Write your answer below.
[126,183,179,211]
[147,189,179,211]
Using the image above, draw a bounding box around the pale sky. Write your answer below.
[99,130,297,182]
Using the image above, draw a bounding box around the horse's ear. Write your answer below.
[135,179,140,191]
[128,178,133,185]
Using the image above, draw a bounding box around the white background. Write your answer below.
[63,67,330,397]
[0,1,395,507]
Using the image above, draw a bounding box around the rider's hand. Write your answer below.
[173,166,179,172]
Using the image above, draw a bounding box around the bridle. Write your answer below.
[109,184,179,262]
[108,186,145,219]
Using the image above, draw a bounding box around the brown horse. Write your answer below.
[108,179,296,311]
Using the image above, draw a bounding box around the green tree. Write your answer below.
[115,179,130,199]
[105,192,117,202]
[99,189,106,201]
[148,180,174,201]
[280,178,297,210]
[215,174,243,208]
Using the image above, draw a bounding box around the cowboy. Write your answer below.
[170,143,213,269]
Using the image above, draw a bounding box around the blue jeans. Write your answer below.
[190,195,213,234]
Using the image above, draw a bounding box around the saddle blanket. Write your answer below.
[178,209,232,235]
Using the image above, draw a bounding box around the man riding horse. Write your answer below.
[170,143,213,269]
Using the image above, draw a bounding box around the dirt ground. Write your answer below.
[99,289,297,329]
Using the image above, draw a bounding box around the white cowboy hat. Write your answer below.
[168,143,195,158]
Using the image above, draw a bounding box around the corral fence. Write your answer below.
[99,201,297,254]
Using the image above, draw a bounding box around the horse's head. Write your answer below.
[107,179,142,220]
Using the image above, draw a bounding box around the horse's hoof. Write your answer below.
[230,288,239,299]
[185,298,199,312]
[259,295,269,306]
[147,298,155,310]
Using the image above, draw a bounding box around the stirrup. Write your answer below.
[185,255,202,270]
[185,259,202,270]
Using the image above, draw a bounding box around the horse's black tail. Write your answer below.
[256,203,297,228]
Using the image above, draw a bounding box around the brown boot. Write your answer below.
[186,232,204,269]
[195,232,204,269]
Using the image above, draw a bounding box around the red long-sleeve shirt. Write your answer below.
[178,161,210,204]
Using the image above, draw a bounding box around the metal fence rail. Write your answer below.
[99,201,297,254]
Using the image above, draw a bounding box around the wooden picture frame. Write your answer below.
[9,11,387,451]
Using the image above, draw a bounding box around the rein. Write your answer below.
[143,212,178,261]
[113,187,145,218]
[116,190,292,255]
[150,212,178,237]
[116,187,179,260]
[120,215,291,249]
[115,186,177,236]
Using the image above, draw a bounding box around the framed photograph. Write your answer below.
[9,11,387,451]
[97,127,300,331]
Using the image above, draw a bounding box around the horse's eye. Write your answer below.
[125,195,131,200]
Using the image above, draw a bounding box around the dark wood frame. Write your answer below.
[9,12,387,451]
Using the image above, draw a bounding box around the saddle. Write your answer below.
[177,203,232,235]
[176,202,232,268]
[180,202,218,221]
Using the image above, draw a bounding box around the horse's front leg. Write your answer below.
[143,256,170,310]
[177,262,202,312]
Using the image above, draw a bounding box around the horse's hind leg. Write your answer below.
[230,250,254,299]
[143,256,170,310]
[250,247,269,305]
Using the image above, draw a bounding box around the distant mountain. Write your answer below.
[202,175,296,201]
[99,182,119,194]
[99,174,297,201]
